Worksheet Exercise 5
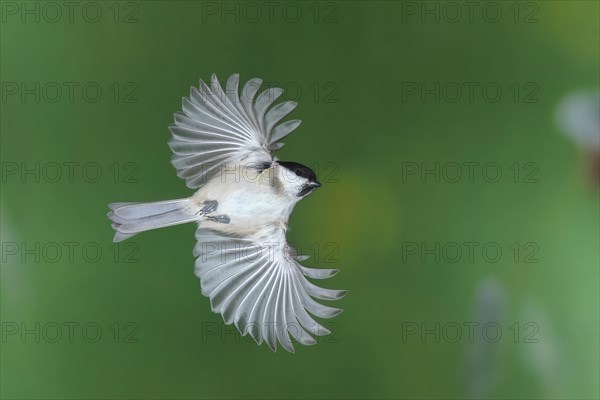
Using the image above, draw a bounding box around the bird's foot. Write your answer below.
[196,200,230,224]
[206,214,230,224]
[197,200,218,215]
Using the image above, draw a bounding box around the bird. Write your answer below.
[107,73,347,352]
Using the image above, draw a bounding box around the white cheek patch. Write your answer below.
[279,168,301,185]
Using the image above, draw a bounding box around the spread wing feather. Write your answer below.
[169,74,302,188]
[194,228,347,352]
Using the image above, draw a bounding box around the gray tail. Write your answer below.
[108,198,196,242]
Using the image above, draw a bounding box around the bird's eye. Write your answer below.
[295,171,301,176]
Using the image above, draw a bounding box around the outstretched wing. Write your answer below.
[193,227,347,352]
[168,74,302,188]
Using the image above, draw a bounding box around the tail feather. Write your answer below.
[108,198,197,242]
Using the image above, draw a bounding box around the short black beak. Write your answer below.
[299,181,321,197]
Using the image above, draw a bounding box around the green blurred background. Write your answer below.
[1,1,599,399]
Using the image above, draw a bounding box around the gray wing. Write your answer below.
[193,227,347,352]
[169,73,303,188]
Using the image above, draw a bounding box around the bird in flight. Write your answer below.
[108,74,346,352]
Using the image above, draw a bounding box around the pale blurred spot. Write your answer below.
[556,89,600,186]
[557,90,600,150]
[518,300,565,399]
[464,276,508,399]
[0,199,33,307]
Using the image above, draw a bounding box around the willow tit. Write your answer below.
[108,74,346,352]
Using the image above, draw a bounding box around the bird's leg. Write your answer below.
[197,200,218,215]
[196,200,230,224]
